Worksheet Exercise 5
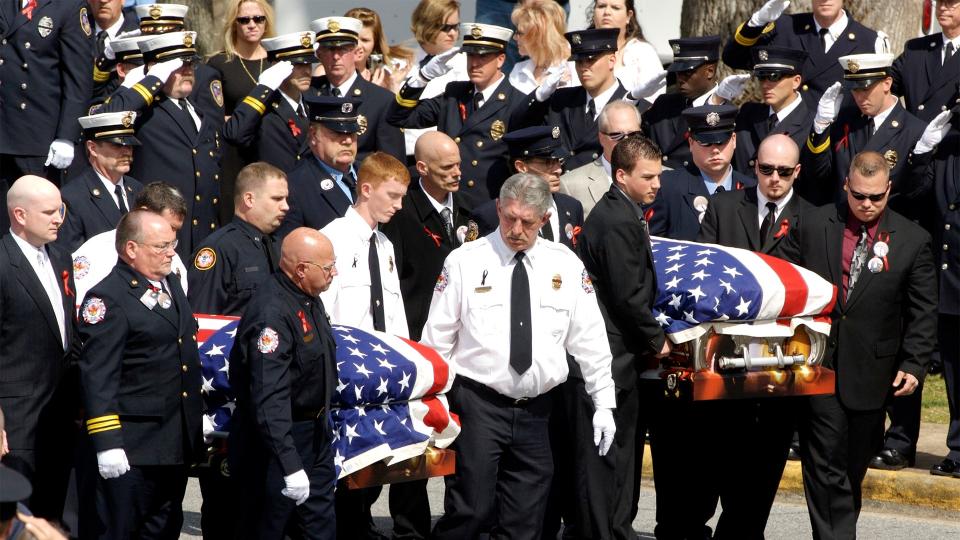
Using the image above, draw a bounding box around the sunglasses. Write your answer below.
[236,15,267,25]
[757,163,796,177]
[848,189,887,202]
[602,130,641,142]
[754,72,795,83]
[439,23,459,33]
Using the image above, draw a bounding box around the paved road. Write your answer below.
[179,477,960,539]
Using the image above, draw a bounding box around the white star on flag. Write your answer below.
[665,276,682,289]
[354,362,373,377]
[735,297,751,316]
[688,286,706,302]
[206,344,225,357]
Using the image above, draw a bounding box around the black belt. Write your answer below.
[457,377,546,407]
[292,407,326,421]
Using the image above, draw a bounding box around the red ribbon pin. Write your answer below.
[297,310,311,334]
[424,226,442,248]
[774,219,790,239]
[877,231,891,270]
[834,124,850,151]
[61,270,73,297]
[288,119,301,137]
[458,102,467,122]
[569,225,582,246]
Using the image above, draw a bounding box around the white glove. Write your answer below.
[409,46,460,88]
[121,65,146,88]
[96,448,130,479]
[714,74,751,102]
[258,60,293,90]
[534,65,566,102]
[592,408,616,457]
[914,110,953,154]
[813,81,843,134]
[202,414,215,444]
[103,36,116,60]
[627,69,668,101]
[44,139,75,169]
[147,58,184,83]
[116,29,141,40]
[282,469,310,505]
[749,0,790,27]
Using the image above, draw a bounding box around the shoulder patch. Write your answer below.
[80,8,92,37]
[258,327,279,353]
[73,256,91,280]
[210,80,224,108]
[434,266,450,293]
[82,297,107,324]
[581,269,594,294]
[194,248,216,271]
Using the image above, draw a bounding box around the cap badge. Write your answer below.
[758,49,768,61]
[149,5,162,19]
[572,33,582,45]
[672,43,681,55]
[301,33,312,48]
[342,102,353,113]
[705,111,721,127]
[121,112,134,128]
[490,120,506,141]
[847,59,859,73]
[552,126,560,139]
[328,20,341,33]
[471,25,483,39]
[183,33,194,48]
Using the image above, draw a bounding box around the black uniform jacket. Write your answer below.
[313,73,405,164]
[473,192,584,252]
[222,84,309,173]
[649,166,757,241]
[276,156,352,239]
[733,98,814,175]
[56,167,142,253]
[891,33,960,122]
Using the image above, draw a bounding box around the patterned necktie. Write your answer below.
[847,224,869,299]
[759,201,778,247]
[368,232,386,332]
[510,251,532,375]
[440,207,453,244]
[114,184,128,214]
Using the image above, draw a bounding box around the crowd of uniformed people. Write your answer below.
[0,0,958,539]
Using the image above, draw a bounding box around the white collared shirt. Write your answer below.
[771,92,803,123]
[10,231,66,347]
[473,72,505,110]
[280,89,305,117]
[814,10,849,52]
[94,14,126,39]
[943,33,960,64]
[174,98,201,130]
[756,188,794,227]
[95,170,129,211]
[693,84,718,107]
[585,79,620,120]
[701,166,734,195]
[421,230,615,408]
[870,100,897,133]
[420,179,453,215]
[333,70,359,98]
[320,207,409,337]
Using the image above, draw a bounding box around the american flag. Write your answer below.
[195,316,460,478]
[650,238,837,343]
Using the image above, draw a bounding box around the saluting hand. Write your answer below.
[147,58,185,83]
[750,0,790,27]
[627,69,668,101]
[258,61,294,91]
[813,82,843,134]
[421,47,460,81]
[914,109,953,154]
[713,73,752,103]
[534,65,566,102]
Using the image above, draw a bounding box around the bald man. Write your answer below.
[229,227,339,539]
[0,176,78,521]
[694,133,812,538]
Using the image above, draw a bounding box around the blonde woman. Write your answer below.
[346,7,414,93]
[206,0,277,115]
[509,1,579,94]
[591,0,664,100]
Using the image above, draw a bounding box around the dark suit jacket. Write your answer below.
[649,167,757,241]
[891,33,960,122]
[276,156,352,239]
[78,262,202,465]
[313,74,405,164]
[473,192,584,251]
[780,205,938,410]
[0,234,77,459]
[930,128,960,315]
[381,181,474,340]
[56,167,142,253]
[641,92,697,171]
[722,12,879,98]
[733,98,814,175]
[388,76,530,206]
[527,83,628,172]
[697,187,810,258]
[222,84,310,173]
[578,186,664,389]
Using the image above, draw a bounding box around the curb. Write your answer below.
[639,445,960,511]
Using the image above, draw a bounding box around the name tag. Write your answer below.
[474,286,492,293]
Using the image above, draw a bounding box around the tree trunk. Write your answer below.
[159,0,218,57]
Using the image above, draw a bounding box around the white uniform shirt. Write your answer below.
[71,229,189,312]
[320,207,409,337]
[421,231,616,409]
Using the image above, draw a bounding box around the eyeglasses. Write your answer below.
[439,23,459,33]
[757,163,797,177]
[754,72,795,83]
[236,15,267,25]
[137,239,178,253]
[303,260,336,274]
[848,189,887,202]
[601,130,641,142]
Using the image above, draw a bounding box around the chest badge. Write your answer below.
[490,120,506,141]
[552,274,562,290]
[37,16,54,38]
[883,149,898,168]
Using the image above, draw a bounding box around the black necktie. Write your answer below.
[946,42,956,65]
[261,233,277,272]
[586,98,596,119]
[715,185,726,193]
[766,114,778,134]
[177,99,197,134]
[847,224,869,299]
[472,91,482,113]
[296,103,306,119]
[867,118,876,138]
[540,222,554,242]
[368,232,386,332]
[114,184,128,214]
[332,87,342,97]
[440,207,454,244]
[96,30,108,58]
[342,171,357,203]
[819,28,830,52]
[759,201,778,247]
[510,251,532,375]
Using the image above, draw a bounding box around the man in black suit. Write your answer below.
[526,28,629,173]
[57,112,144,253]
[310,17,404,164]
[781,151,938,538]
[276,95,362,238]
[387,22,528,207]
[77,209,202,539]
[649,104,757,241]
[733,47,815,175]
[0,176,78,523]
[696,134,811,539]
[577,135,669,539]
[473,126,584,251]
[722,0,887,99]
